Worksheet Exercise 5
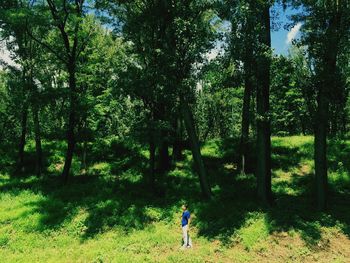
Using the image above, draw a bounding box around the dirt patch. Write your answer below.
[252,230,350,263]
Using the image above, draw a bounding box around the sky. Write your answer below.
[271,3,302,56]
[0,35,16,68]
[0,3,301,69]
[0,50,17,69]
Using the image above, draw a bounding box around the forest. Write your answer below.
[0,0,350,262]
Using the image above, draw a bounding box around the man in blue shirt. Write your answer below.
[181,204,192,248]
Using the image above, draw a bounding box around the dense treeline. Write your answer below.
[0,0,350,211]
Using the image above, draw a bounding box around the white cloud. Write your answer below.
[207,48,219,61]
[205,41,226,62]
[286,22,302,45]
[0,46,13,65]
[0,29,18,69]
[0,41,19,69]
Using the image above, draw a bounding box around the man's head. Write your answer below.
[181,203,188,211]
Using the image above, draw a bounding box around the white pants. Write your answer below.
[182,225,192,247]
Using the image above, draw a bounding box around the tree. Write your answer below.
[222,0,259,173]
[255,0,273,204]
[220,1,273,202]
[0,0,44,174]
[26,0,97,182]
[270,55,309,135]
[155,0,217,199]
[103,0,217,198]
[291,0,350,210]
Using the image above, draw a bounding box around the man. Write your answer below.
[181,204,192,249]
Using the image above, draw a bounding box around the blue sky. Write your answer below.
[271,3,301,55]
[1,3,301,67]
[206,3,303,60]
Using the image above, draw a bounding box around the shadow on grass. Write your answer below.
[271,142,314,173]
[0,173,185,239]
[0,137,349,249]
[0,139,202,241]
[194,170,349,249]
[193,137,350,248]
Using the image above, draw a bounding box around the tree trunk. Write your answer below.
[300,116,306,136]
[17,105,28,172]
[341,110,347,136]
[314,91,328,210]
[62,69,77,184]
[256,5,272,205]
[181,97,211,199]
[80,118,88,174]
[81,140,87,173]
[329,106,337,137]
[313,11,340,211]
[172,115,183,161]
[149,132,156,190]
[32,104,43,176]
[240,46,253,174]
[158,133,171,173]
[202,108,214,142]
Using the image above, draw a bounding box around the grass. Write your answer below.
[0,136,349,262]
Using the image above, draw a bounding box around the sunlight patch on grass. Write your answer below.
[168,168,193,179]
[88,162,111,176]
[0,190,45,229]
[235,213,270,251]
[119,169,143,183]
[201,139,223,158]
[272,135,314,148]
[47,155,65,174]
[329,170,350,192]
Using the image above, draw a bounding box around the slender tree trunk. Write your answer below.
[82,140,87,173]
[80,118,88,173]
[341,110,347,136]
[17,105,28,172]
[240,47,253,174]
[173,115,183,161]
[180,97,211,199]
[256,5,272,204]
[202,115,213,142]
[32,104,43,176]
[158,111,171,173]
[300,116,306,136]
[158,136,170,173]
[62,68,77,184]
[149,132,156,189]
[333,109,338,136]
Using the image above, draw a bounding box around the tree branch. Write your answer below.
[47,0,71,56]
[25,27,67,64]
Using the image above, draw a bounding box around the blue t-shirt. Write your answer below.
[182,210,190,227]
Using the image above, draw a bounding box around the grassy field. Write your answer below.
[0,136,349,262]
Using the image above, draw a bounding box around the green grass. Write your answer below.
[234,213,270,251]
[0,136,349,262]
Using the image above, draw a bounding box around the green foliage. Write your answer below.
[270,56,310,135]
[1,0,350,261]
[1,137,350,262]
[195,59,244,139]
